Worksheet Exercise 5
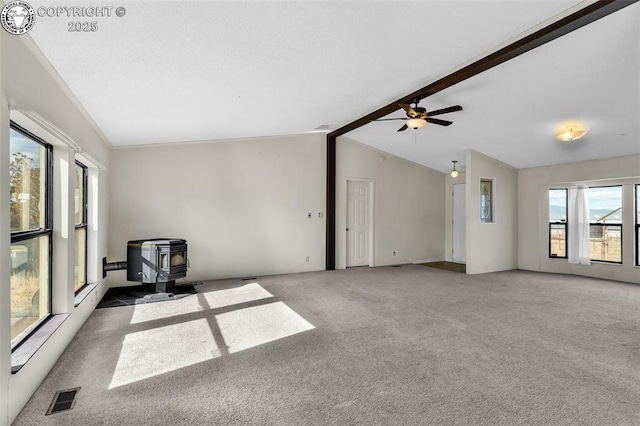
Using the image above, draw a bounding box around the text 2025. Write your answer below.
[68,22,98,32]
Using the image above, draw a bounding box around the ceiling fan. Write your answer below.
[373,100,463,132]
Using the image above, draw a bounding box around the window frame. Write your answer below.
[75,161,88,293]
[480,178,494,223]
[588,184,623,264]
[9,121,54,349]
[549,188,568,259]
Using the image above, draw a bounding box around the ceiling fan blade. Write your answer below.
[399,103,418,117]
[397,124,408,132]
[426,117,453,126]
[373,118,408,122]
[426,105,463,116]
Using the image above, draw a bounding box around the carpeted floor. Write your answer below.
[13,266,640,425]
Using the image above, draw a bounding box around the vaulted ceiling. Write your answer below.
[24,0,640,173]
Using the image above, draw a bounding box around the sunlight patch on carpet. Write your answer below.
[130,294,202,324]
[202,283,273,309]
[216,301,314,354]
[109,319,219,389]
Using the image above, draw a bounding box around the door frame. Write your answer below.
[345,178,375,268]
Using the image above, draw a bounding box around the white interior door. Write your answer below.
[453,183,466,263]
[347,180,370,267]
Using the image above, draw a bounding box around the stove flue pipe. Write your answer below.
[102,257,127,278]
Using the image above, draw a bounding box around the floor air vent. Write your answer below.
[46,388,80,415]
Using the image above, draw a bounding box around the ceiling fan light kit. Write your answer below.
[406,118,427,129]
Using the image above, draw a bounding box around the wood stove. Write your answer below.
[126,238,187,292]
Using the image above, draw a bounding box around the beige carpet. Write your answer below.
[13,266,640,425]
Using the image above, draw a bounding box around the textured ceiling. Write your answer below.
[347,1,640,172]
[23,1,640,172]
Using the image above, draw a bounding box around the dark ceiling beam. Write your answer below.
[325,0,637,271]
[325,134,336,270]
[328,0,638,138]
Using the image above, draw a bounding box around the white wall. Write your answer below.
[335,137,445,269]
[108,134,326,285]
[465,150,518,274]
[518,154,640,284]
[1,32,111,425]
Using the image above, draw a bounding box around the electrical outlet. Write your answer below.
[306,256,310,262]
[392,250,398,257]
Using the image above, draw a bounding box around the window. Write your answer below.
[480,179,493,223]
[588,186,622,263]
[636,185,640,266]
[549,188,567,258]
[10,123,52,345]
[75,162,88,292]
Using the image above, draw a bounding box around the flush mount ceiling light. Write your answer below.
[556,124,587,142]
[450,160,459,178]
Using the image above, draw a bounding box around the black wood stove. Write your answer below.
[126,238,188,292]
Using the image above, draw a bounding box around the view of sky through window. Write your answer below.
[9,128,42,160]
[549,189,567,221]
[589,186,622,223]
[549,186,622,223]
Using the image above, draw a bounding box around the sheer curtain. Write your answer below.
[568,186,590,265]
